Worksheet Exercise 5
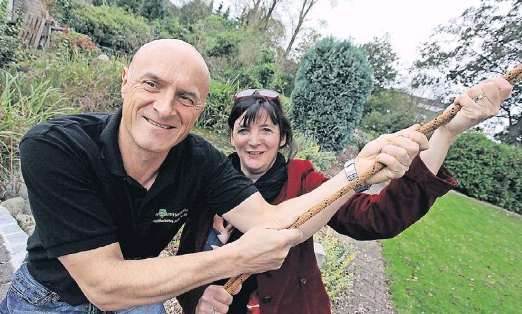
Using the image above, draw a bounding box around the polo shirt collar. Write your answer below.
[100,108,126,177]
[99,108,182,186]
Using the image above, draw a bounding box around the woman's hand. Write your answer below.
[195,284,240,314]
[440,77,513,140]
[355,125,429,185]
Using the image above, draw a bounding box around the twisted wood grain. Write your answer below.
[223,63,522,294]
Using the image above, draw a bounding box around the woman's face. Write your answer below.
[231,109,286,182]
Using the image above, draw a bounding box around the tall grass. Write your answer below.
[382,192,522,313]
[0,70,78,196]
[17,50,125,113]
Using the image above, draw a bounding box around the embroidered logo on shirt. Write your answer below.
[157,208,168,218]
[153,208,188,224]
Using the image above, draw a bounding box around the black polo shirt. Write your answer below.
[20,109,257,305]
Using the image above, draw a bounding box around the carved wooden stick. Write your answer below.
[223,63,522,294]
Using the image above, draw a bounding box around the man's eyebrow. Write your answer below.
[177,89,198,99]
[139,72,163,82]
[133,72,201,101]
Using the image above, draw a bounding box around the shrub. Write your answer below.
[444,132,522,214]
[360,89,422,135]
[317,228,355,301]
[49,28,100,58]
[55,0,152,54]
[291,37,373,152]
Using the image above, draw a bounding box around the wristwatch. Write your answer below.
[343,159,371,193]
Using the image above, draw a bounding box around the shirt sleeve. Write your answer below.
[21,135,117,258]
[327,154,457,240]
[197,141,258,216]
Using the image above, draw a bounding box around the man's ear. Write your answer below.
[121,67,129,99]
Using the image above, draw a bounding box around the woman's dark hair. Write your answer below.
[228,95,295,161]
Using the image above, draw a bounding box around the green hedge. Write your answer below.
[444,132,522,214]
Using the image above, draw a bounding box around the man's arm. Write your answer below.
[58,219,301,311]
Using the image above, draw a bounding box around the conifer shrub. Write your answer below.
[291,37,373,152]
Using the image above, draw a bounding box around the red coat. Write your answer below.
[177,155,456,313]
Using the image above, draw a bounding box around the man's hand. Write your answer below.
[228,214,302,274]
[355,125,429,185]
[195,285,238,314]
[441,77,513,139]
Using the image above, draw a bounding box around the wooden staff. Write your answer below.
[224,63,522,294]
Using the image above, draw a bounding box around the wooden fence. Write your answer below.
[19,13,55,49]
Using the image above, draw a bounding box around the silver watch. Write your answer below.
[343,159,371,193]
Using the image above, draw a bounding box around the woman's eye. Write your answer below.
[237,128,248,134]
[262,127,273,133]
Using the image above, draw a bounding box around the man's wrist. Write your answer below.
[343,159,371,193]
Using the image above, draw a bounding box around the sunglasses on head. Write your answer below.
[234,89,282,108]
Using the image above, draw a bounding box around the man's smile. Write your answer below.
[144,116,174,129]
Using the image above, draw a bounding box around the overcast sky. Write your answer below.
[309,0,482,66]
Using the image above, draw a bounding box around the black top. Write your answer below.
[20,109,257,305]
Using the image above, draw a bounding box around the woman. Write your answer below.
[176,88,458,313]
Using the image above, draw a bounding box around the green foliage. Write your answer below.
[0,70,78,194]
[383,192,522,313]
[92,0,141,15]
[196,80,239,131]
[360,89,422,135]
[49,28,100,57]
[444,132,522,214]
[176,0,213,26]
[152,18,190,41]
[317,228,355,301]
[0,1,23,67]
[293,132,336,173]
[291,37,373,152]
[57,0,152,54]
[139,0,167,21]
[16,39,125,113]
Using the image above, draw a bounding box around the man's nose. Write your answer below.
[153,91,176,117]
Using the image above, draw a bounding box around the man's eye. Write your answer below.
[143,81,158,89]
[178,95,195,107]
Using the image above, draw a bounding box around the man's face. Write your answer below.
[119,43,208,156]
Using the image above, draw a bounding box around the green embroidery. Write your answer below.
[157,208,168,218]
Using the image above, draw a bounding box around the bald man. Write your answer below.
[1,39,512,313]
